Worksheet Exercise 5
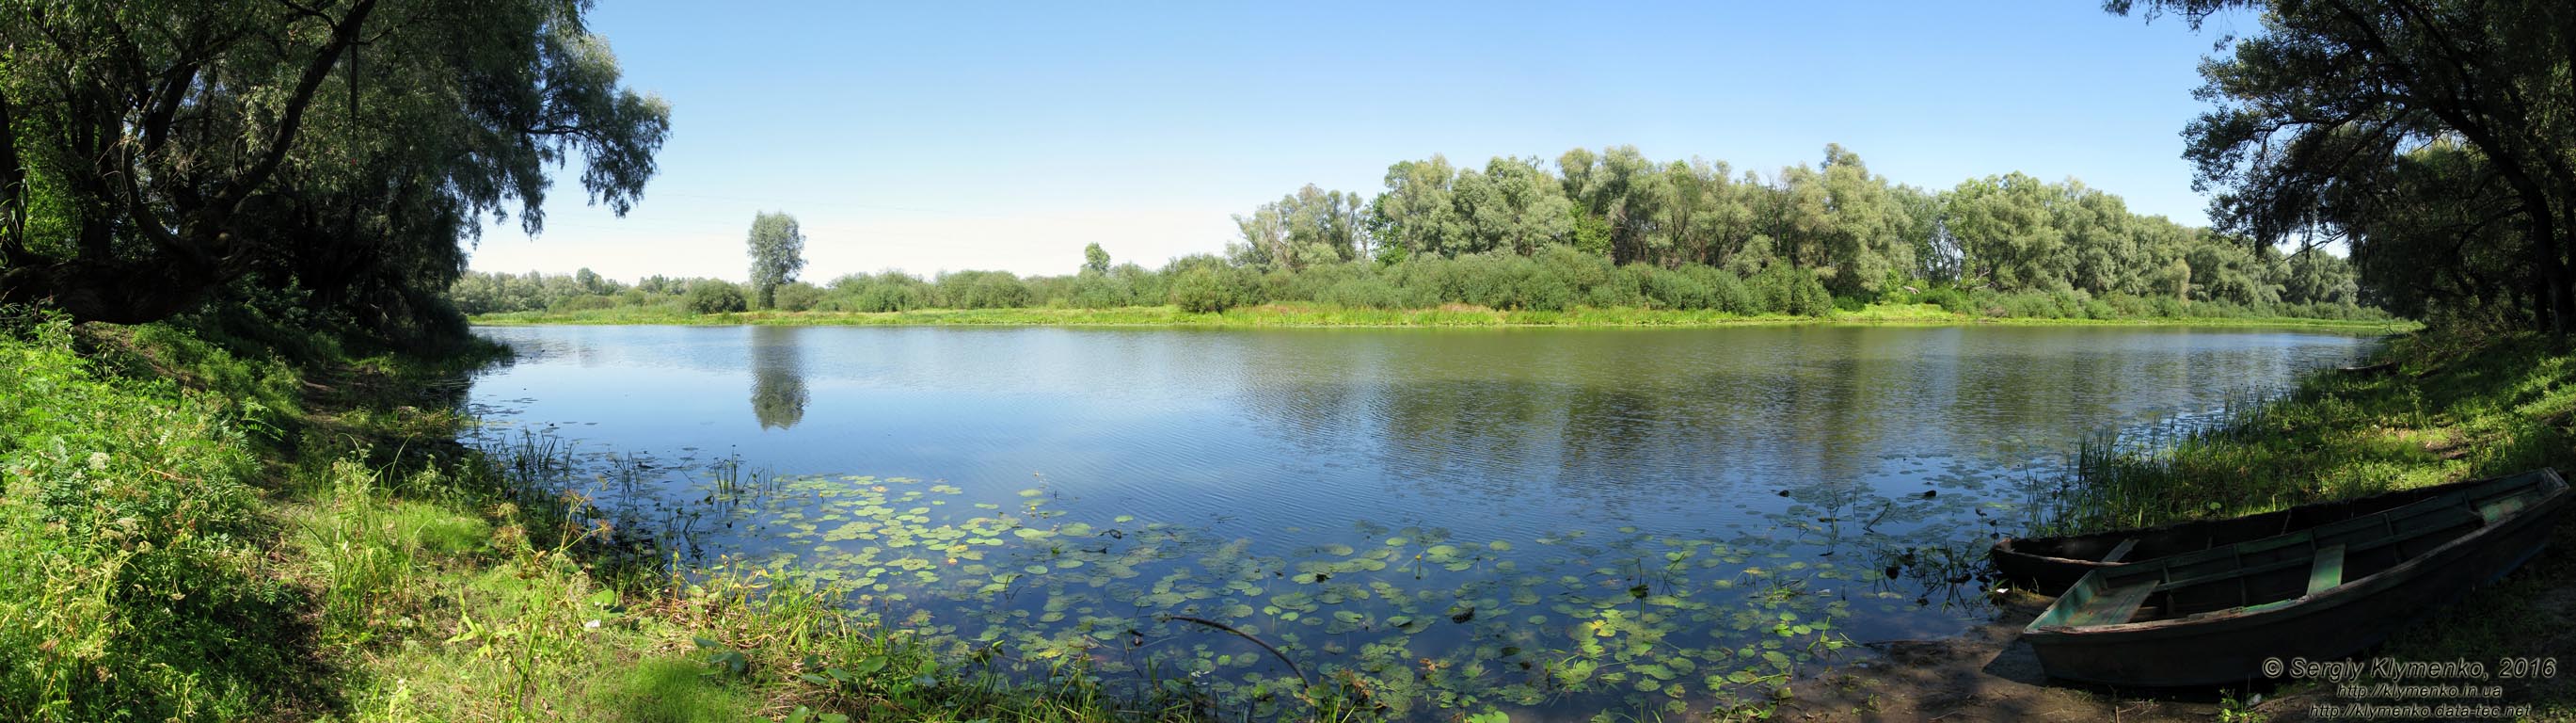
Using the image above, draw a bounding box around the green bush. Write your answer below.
[1318,277,1422,309]
[771,281,824,312]
[1642,265,1717,310]
[937,270,1033,310]
[1920,286,1974,314]
[685,281,748,314]
[1067,275,1134,309]
[1169,267,1247,313]
[550,295,615,312]
[1751,265,1833,316]
[1994,290,2064,318]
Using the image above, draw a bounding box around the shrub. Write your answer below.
[771,282,824,312]
[1751,265,1832,316]
[549,295,614,312]
[1318,277,1423,310]
[937,270,1033,310]
[1642,266,1717,310]
[1920,286,1974,314]
[685,281,748,314]
[1169,268,1247,313]
[1067,275,1133,309]
[1994,291,2063,318]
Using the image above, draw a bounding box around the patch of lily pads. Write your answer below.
[691,474,1918,718]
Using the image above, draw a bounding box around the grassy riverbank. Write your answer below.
[470,301,2411,333]
[0,313,1231,722]
[2053,329,2576,715]
[13,305,2540,722]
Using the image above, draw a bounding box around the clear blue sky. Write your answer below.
[467,1,2253,283]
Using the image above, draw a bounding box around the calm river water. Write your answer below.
[465,324,2373,716]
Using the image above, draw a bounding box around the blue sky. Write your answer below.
[467,1,2253,283]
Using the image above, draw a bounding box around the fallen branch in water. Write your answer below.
[1161,614,1311,688]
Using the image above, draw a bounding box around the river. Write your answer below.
[466,324,2373,716]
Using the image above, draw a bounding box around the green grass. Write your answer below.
[471,301,2413,333]
[2048,329,2576,714]
[0,311,1240,722]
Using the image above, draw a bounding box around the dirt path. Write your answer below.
[1776,591,2234,722]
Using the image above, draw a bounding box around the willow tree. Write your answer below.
[2109,0,2576,330]
[745,211,806,309]
[0,0,669,326]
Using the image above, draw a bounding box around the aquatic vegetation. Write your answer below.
[650,472,1884,717]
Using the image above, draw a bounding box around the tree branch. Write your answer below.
[211,0,378,217]
[1161,615,1312,689]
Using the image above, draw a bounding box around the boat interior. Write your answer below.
[2030,472,2560,630]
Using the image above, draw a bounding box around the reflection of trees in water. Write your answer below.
[751,326,808,429]
[1222,328,2314,522]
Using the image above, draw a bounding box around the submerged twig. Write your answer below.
[1161,614,1312,688]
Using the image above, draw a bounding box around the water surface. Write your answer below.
[467,324,2371,715]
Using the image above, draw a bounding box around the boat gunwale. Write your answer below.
[2021,468,2568,640]
[1991,477,2481,572]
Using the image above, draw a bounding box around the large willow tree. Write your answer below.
[2109,0,2576,331]
[0,0,669,329]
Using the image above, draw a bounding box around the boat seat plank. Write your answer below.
[2155,554,2314,593]
[2478,495,2530,523]
[2101,538,2141,563]
[2307,544,2345,596]
[2060,581,2157,627]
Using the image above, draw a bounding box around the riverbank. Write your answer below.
[0,313,1230,722]
[8,309,2520,721]
[469,301,2410,333]
[1787,329,2576,721]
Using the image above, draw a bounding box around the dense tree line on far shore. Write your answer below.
[456,144,2380,322]
[2,0,2563,341]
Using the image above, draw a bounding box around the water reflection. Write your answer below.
[749,326,808,429]
[473,325,2373,548]
[468,323,2377,715]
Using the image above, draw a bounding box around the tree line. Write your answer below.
[2,1,2556,338]
[458,144,2379,322]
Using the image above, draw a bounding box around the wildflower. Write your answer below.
[584,619,602,630]
[87,452,108,470]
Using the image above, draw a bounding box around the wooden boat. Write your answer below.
[1994,477,2497,596]
[2020,469,2568,687]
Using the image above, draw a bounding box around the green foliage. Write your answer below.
[746,212,809,310]
[453,138,2398,328]
[771,282,825,313]
[937,270,1034,310]
[1750,265,1833,317]
[819,272,936,313]
[0,0,668,328]
[2110,0,2573,333]
[686,281,749,314]
[1169,267,1247,313]
[0,317,301,721]
[1080,243,1112,276]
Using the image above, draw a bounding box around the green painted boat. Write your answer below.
[1992,477,2478,596]
[2021,468,2568,687]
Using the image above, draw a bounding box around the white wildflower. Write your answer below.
[583,619,601,630]
[86,452,108,470]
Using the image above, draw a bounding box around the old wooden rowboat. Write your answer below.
[2021,468,2568,687]
[1994,474,2510,596]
